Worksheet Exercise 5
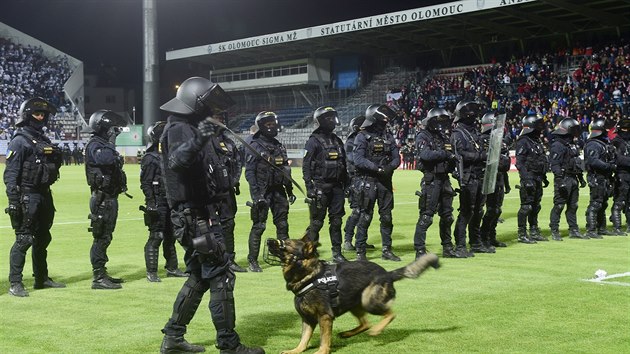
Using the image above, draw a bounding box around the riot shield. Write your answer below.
[482,113,506,195]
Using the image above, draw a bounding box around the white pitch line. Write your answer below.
[582,272,630,286]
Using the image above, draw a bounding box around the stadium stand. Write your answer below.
[0,36,73,140]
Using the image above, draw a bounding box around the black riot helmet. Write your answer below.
[422,108,453,134]
[520,114,545,136]
[552,117,580,137]
[146,120,166,149]
[255,111,280,138]
[16,97,57,128]
[453,100,481,124]
[86,110,128,139]
[349,115,365,133]
[361,104,395,129]
[614,117,630,134]
[480,112,495,134]
[313,106,340,133]
[588,118,608,139]
[160,77,235,119]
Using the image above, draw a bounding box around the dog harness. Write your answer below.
[294,263,340,309]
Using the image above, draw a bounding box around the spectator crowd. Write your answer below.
[387,40,629,149]
[0,37,72,140]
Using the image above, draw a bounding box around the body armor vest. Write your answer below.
[345,132,358,176]
[364,133,393,170]
[612,136,630,174]
[253,137,288,188]
[585,138,615,174]
[15,130,62,190]
[142,151,166,201]
[85,137,127,195]
[205,137,232,197]
[310,133,346,182]
[519,135,548,174]
[416,130,454,174]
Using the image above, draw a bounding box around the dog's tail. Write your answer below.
[389,253,440,282]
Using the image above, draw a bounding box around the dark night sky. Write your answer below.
[0,0,440,111]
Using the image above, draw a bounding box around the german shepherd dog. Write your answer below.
[265,235,440,354]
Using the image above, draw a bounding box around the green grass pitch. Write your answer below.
[0,164,629,353]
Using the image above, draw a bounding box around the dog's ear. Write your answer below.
[303,240,321,258]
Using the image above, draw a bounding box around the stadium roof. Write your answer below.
[166,0,630,69]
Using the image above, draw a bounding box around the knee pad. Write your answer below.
[172,274,209,325]
[440,214,454,227]
[380,213,393,225]
[360,213,373,224]
[519,204,533,214]
[252,222,266,235]
[15,233,34,252]
[209,274,236,330]
[329,216,343,229]
[419,214,434,228]
[310,219,325,233]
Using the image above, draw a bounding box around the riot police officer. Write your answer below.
[479,112,512,250]
[610,117,630,235]
[4,97,66,297]
[584,118,616,239]
[303,106,349,263]
[245,111,295,272]
[515,114,549,243]
[140,121,187,282]
[342,115,374,251]
[158,77,264,354]
[353,103,401,262]
[62,143,72,165]
[84,109,128,290]
[205,112,247,273]
[548,118,588,240]
[451,100,487,256]
[413,108,459,259]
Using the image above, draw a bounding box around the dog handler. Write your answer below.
[158,76,264,354]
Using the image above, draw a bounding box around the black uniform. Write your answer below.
[303,128,348,258]
[4,126,63,290]
[62,143,72,165]
[353,126,400,259]
[584,136,615,237]
[74,145,84,165]
[548,135,584,237]
[140,147,182,279]
[515,132,549,241]
[245,133,293,264]
[343,130,362,248]
[205,130,245,270]
[160,115,240,350]
[413,128,457,255]
[451,122,487,254]
[85,134,127,280]
[479,134,511,248]
[611,134,630,234]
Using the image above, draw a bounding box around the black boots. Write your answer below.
[92,268,122,290]
[415,248,427,260]
[529,226,549,241]
[147,272,161,282]
[9,282,28,297]
[551,229,563,241]
[160,335,205,354]
[34,277,66,289]
[381,246,401,262]
[248,259,262,273]
[517,228,536,244]
[166,268,188,277]
[331,247,347,263]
